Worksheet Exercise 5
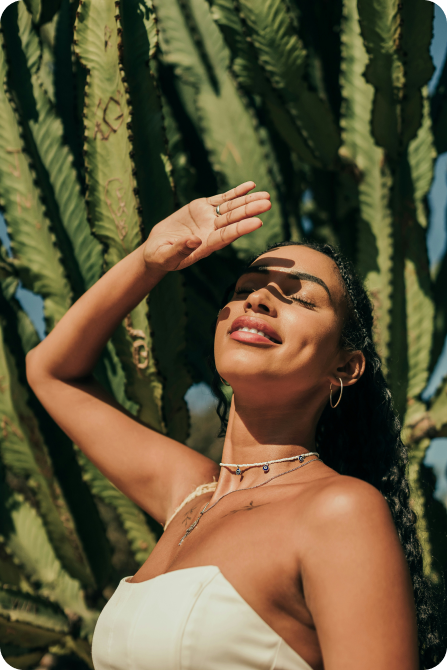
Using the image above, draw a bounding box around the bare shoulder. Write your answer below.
[294,475,419,669]
[297,472,405,584]
[307,474,393,527]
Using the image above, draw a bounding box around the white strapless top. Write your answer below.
[92,565,313,670]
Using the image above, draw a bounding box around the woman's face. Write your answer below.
[214,245,355,406]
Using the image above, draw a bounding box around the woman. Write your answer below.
[26,182,443,669]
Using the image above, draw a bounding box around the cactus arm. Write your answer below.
[118,0,192,442]
[0,31,71,332]
[0,279,114,591]
[160,91,201,206]
[387,94,436,420]
[53,0,87,193]
[339,0,393,369]
[148,273,192,442]
[2,3,135,436]
[38,19,57,106]
[388,165,434,424]
[22,0,42,25]
[118,0,175,228]
[407,438,437,580]
[399,0,435,148]
[4,492,98,641]
[0,313,99,589]
[397,94,439,585]
[156,0,283,259]
[73,0,142,261]
[431,54,447,155]
[228,0,341,168]
[356,0,403,161]
[74,0,165,431]
[159,93,225,394]
[75,448,158,565]
[2,2,103,297]
[407,91,436,231]
[403,92,435,420]
[211,0,320,166]
[292,0,343,120]
[22,0,62,27]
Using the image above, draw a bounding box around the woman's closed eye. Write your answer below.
[290,295,316,309]
[234,286,316,309]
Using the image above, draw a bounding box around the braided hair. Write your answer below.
[210,240,446,668]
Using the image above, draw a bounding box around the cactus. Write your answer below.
[0,0,446,665]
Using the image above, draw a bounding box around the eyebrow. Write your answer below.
[239,265,332,300]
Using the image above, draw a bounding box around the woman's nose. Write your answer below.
[244,289,277,315]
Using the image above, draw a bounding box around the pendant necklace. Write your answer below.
[178,452,321,546]
[220,450,319,476]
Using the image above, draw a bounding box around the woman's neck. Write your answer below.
[217,393,323,490]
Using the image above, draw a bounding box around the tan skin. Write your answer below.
[26,182,419,670]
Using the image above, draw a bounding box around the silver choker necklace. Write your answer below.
[220,451,319,475]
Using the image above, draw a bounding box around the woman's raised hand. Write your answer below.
[143,181,271,272]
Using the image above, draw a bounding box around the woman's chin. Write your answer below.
[217,363,283,389]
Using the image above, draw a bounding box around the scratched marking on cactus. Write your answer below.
[124,314,149,371]
[104,178,128,240]
[104,25,113,51]
[16,193,31,214]
[1,416,24,441]
[94,96,124,141]
[221,141,242,166]
[223,500,268,516]
[6,148,21,178]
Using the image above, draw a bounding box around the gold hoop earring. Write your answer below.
[219,375,231,387]
[330,377,343,408]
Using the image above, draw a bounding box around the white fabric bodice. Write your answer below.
[92,565,313,670]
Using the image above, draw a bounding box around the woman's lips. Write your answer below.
[230,330,276,345]
[229,316,282,345]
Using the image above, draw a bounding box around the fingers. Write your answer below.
[207,181,256,206]
[208,218,263,250]
[214,191,270,218]
[214,198,271,229]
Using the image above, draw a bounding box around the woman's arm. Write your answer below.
[300,477,419,670]
[26,181,271,525]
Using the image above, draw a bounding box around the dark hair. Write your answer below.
[210,240,446,668]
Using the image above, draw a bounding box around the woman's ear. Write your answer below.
[332,350,365,387]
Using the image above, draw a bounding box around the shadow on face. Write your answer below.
[213,245,352,407]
